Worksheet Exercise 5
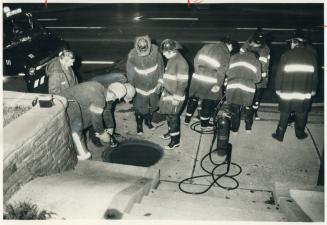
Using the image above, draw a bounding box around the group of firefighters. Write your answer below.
[45,28,318,159]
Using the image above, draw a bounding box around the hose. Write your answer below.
[178,95,242,194]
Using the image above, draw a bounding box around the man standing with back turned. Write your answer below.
[272,31,318,142]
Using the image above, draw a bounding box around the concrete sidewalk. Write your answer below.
[106,102,323,193]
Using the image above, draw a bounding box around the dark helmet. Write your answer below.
[160,39,178,52]
[220,36,233,46]
[251,28,265,45]
[220,36,234,51]
[287,29,306,44]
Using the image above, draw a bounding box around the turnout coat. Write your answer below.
[46,57,78,95]
[127,42,164,115]
[189,42,230,100]
[60,81,108,132]
[226,52,261,106]
[275,45,318,113]
[241,42,270,88]
[158,52,189,115]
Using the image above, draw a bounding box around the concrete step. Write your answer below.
[157,181,274,204]
[8,160,159,219]
[74,160,160,189]
[279,197,312,222]
[273,181,323,204]
[147,189,280,214]
[290,190,324,222]
[127,198,286,221]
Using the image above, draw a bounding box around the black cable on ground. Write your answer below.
[178,95,242,194]
[306,126,323,162]
[178,125,242,194]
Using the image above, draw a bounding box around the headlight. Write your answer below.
[29,67,36,75]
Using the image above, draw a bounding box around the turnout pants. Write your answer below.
[229,103,254,132]
[167,114,180,141]
[186,96,218,126]
[252,88,264,116]
[277,111,308,136]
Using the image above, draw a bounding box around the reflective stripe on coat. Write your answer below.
[226,52,261,106]
[127,44,164,114]
[159,52,189,114]
[189,42,230,100]
[275,46,318,112]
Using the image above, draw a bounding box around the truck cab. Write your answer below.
[3,6,66,93]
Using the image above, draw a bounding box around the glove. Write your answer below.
[105,128,114,135]
[211,85,220,93]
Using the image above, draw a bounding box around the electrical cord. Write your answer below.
[178,123,242,194]
[178,95,242,194]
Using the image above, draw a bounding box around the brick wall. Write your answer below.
[3,92,78,202]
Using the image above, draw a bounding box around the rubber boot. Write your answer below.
[272,126,285,142]
[184,115,192,125]
[145,113,155,130]
[136,114,143,135]
[165,135,180,150]
[295,128,308,139]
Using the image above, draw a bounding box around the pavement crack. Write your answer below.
[190,134,203,178]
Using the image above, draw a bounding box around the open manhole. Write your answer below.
[102,140,163,167]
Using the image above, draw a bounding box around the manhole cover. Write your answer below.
[102,140,163,167]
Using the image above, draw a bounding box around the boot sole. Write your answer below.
[160,135,170,140]
[165,144,180,150]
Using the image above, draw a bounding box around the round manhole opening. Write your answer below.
[102,140,163,167]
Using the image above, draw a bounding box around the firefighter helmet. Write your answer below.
[135,35,151,56]
[287,29,306,43]
[251,28,265,45]
[160,39,178,52]
[107,82,127,100]
[124,83,136,102]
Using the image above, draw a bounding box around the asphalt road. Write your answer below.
[5,3,324,103]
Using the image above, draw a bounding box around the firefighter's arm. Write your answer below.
[103,101,114,130]
[275,57,284,94]
[259,49,270,78]
[126,53,136,86]
[193,51,201,73]
[156,52,165,93]
[174,62,189,102]
[311,58,319,96]
[254,61,262,83]
[48,72,64,95]
[216,53,230,88]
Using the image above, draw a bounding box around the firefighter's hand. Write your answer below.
[211,85,220,93]
[105,128,114,135]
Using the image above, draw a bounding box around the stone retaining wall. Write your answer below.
[3,91,77,202]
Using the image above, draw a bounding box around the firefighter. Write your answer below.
[225,50,261,133]
[126,35,164,135]
[240,28,270,120]
[159,39,189,150]
[185,38,233,129]
[272,32,318,141]
[60,81,127,160]
[46,49,78,95]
